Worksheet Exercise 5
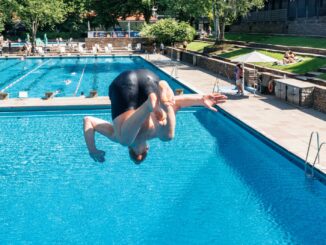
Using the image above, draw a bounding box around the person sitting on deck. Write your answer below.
[83,69,227,163]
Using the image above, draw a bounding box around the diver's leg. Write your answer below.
[118,93,157,146]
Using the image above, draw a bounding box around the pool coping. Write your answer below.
[0,55,325,183]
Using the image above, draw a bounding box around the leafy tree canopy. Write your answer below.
[140,18,196,44]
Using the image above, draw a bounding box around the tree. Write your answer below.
[140,18,195,44]
[212,0,265,42]
[0,0,14,33]
[15,0,67,52]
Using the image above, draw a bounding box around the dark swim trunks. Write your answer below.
[109,69,160,120]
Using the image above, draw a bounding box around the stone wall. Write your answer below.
[313,87,326,113]
[85,37,152,50]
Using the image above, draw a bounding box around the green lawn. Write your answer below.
[186,41,213,52]
[225,33,326,49]
[221,48,326,74]
[186,41,326,75]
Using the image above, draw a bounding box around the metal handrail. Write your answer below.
[305,131,320,175]
[311,142,326,178]
[171,63,178,78]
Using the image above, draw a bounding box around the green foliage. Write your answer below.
[140,18,195,44]
[159,0,211,22]
[16,0,67,31]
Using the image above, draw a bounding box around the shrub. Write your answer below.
[140,18,195,45]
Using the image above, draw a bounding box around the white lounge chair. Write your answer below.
[135,43,142,52]
[127,43,132,51]
[78,45,85,54]
[104,46,111,54]
[59,46,66,54]
[92,46,97,54]
[107,43,113,52]
[36,47,44,55]
[95,43,102,52]
[18,91,28,99]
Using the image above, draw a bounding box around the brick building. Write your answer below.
[230,0,326,36]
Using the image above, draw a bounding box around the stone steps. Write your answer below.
[319,67,326,73]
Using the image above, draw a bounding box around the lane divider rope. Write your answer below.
[74,59,88,96]
[1,59,51,92]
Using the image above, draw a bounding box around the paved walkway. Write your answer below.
[149,54,326,173]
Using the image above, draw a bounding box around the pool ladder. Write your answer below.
[171,62,178,78]
[305,131,325,178]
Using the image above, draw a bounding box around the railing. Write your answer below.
[305,131,325,178]
[243,9,288,22]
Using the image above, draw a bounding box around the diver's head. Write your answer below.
[128,143,149,164]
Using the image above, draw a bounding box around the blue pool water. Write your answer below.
[0,57,189,98]
[0,109,325,244]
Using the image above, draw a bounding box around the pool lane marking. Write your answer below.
[1,59,52,92]
[74,59,88,96]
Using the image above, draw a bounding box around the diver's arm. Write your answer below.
[174,94,227,112]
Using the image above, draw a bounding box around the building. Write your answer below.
[230,0,326,36]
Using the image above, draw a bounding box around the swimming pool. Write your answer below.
[0,56,189,98]
[0,108,325,244]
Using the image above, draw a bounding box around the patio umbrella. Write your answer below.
[231,51,278,93]
[231,50,278,63]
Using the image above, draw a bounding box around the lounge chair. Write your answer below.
[127,43,132,51]
[92,46,97,54]
[36,47,45,55]
[104,46,111,54]
[135,43,142,52]
[78,45,85,54]
[107,43,113,52]
[59,46,66,54]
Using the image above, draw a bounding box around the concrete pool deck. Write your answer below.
[0,53,325,175]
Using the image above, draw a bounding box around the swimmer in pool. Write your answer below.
[83,69,227,163]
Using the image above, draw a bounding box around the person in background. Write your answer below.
[235,63,244,95]
[160,43,165,55]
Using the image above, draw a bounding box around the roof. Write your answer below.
[118,15,157,22]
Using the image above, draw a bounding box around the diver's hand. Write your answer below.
[89,149,106,163]
[202,93,227,112]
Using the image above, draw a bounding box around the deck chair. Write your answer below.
[37,47,45,55]
[135,43,142,52]
[92,46,97,54]
[78,45,85,54]
[127,43,132,51]
[18,91,28,99]
[107,43,113,52]
[59,46,66,54]
[95,43,102,53]
[104,46,111,54]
